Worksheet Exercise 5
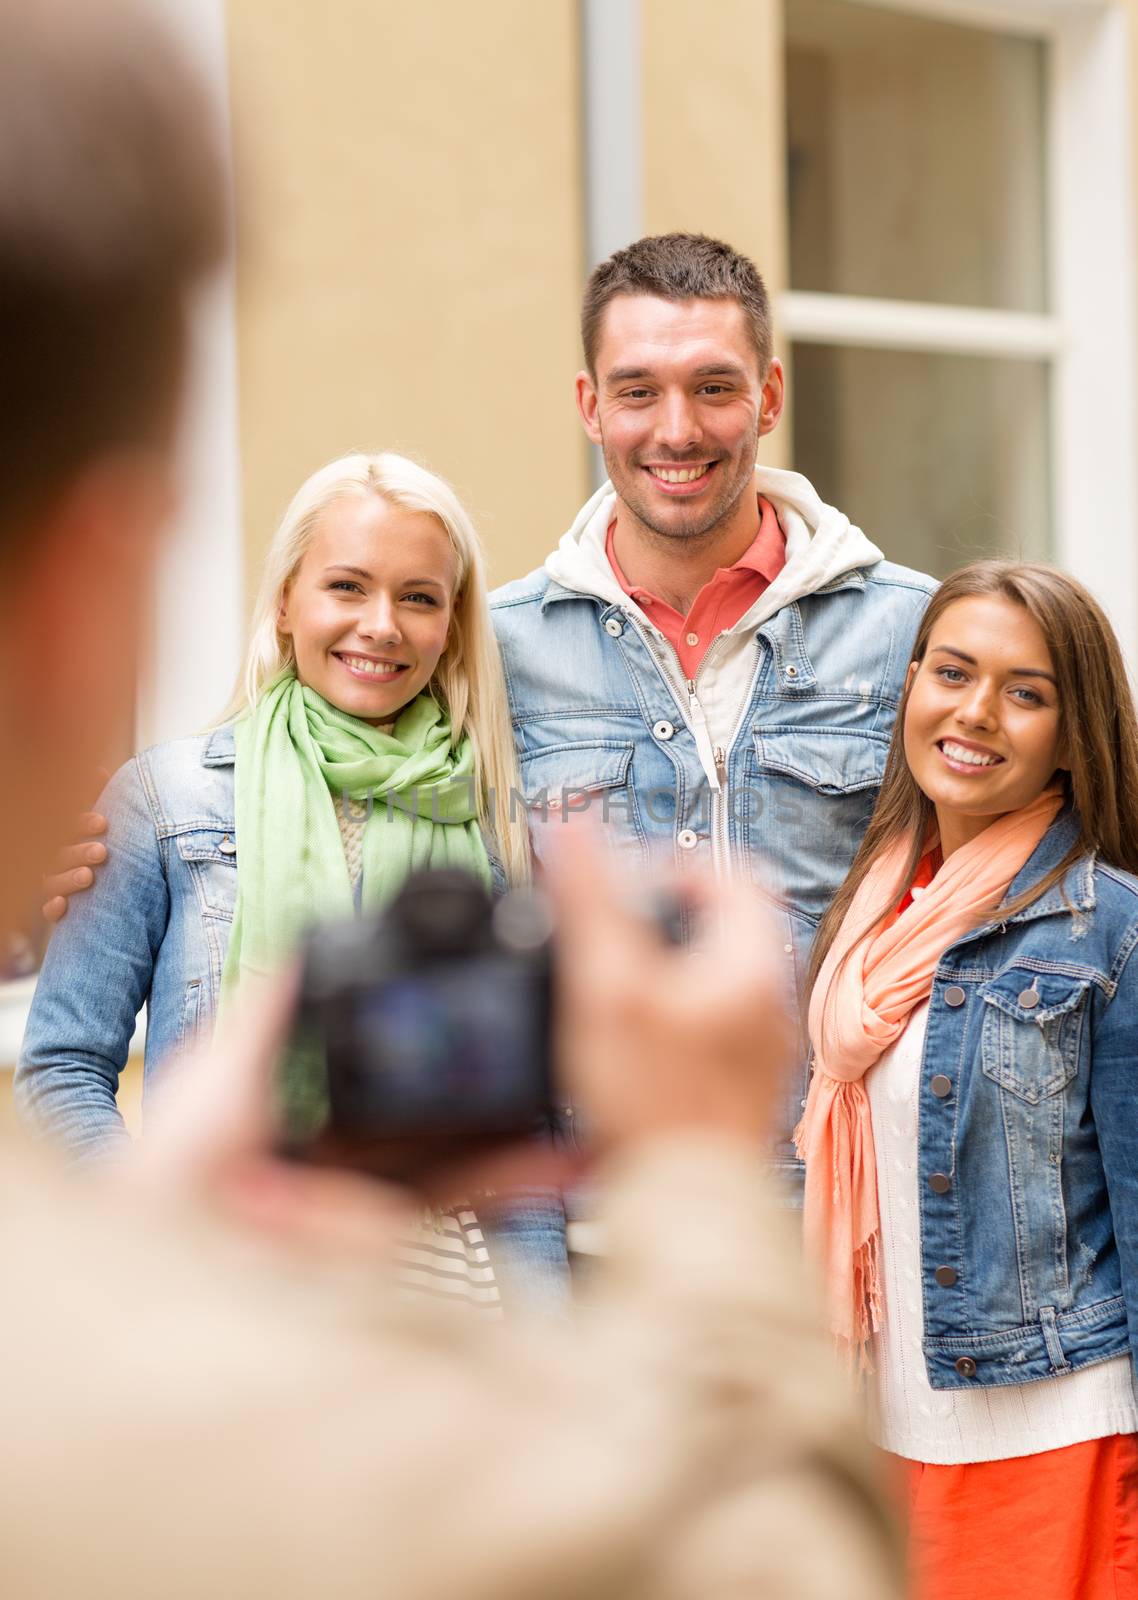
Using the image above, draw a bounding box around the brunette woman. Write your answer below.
[798,561,1138,1597]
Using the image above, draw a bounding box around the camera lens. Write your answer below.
[390,869,493,955]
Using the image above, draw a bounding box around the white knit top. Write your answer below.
[332,773,500,1315]
[867,1002,1138,1463]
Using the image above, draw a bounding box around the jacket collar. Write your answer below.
[201,723,236,767]
[1000,807,1094,922]
[539,564,871,613]
[540,577,593,612]
[945,809,1094,961]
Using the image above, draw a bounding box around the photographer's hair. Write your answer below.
[580,232,773,377]
[0,0,227,566]
[808,560,1138,996]
[227,452,530,884]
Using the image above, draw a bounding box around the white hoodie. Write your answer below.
[543,466,884,768]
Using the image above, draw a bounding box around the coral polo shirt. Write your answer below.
[605,495,786,678]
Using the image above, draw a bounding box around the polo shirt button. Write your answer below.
[677,829,699,850]
[930,1075,952,1098]
[943,985,966,1007]
[652,720,675,741]
[954,1356,978,1378]
[934,1266,958,1287]
[604,617,624,637]
[685,631,699,647]
[929,1172,951,1194]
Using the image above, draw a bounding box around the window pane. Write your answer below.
[790,343,1051,578]
[786,0,1048,312]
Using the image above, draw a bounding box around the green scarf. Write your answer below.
[221,672,490,1001]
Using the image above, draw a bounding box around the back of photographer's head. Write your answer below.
[0,0,227,932]
[0,0,226,557]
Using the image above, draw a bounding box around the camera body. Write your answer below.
[278,869,557,1183]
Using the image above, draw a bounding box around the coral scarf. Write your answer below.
[796,788,1064,1363]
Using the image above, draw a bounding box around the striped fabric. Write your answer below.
[337,782,501,1318]
[395,1209,501,1318]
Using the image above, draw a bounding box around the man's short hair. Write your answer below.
[581,232,773,377]
[0,0,227,557]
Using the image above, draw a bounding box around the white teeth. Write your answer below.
[650,465,708,484]
[942,740,1001,767]
[342,655,402,677]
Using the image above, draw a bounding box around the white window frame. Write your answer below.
[781,0,1138,667]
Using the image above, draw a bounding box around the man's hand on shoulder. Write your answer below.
[42,810,109,923]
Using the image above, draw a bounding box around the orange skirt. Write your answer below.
[887,1435,1138,1600]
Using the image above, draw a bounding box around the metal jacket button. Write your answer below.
[652,720,675,741]
[784,663,798,679]
[604,617,624,637]
[934,1266,958,1287]
[954,1356,977,1378]
[943,985,966,1007]
[218,836,237,855]
[677,829,699,851]
[1019,988,1040,1009]
[930,1075,952,1098]
[929,1172,951,1194]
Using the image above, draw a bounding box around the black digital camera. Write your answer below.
[277,869,558,1183]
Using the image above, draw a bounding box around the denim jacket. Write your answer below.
[18,726,240,1156]
[907,811,1138,1390]
[17,726,570,1311]
[491,546,933,1177]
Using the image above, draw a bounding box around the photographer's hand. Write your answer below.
[134,968,411,1252]
[546,830,791,1153]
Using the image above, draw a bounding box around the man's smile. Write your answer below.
[643,461,718,494]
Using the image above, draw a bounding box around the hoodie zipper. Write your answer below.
[634,623,753,881]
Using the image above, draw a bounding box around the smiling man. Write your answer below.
[491,233,936,1181]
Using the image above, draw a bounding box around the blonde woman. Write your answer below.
[18,452,568,1312]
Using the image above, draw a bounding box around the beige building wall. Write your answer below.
[226,0,588,596]
[641,0,792,469]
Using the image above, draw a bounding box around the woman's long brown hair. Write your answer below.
[807,561,1138,996]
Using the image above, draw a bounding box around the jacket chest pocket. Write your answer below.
[517,742,647,864]
[743,727,888,920]
[175,828,238,920]
[979,973,1089,1103]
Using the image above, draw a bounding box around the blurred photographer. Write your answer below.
[0,2,898,1595]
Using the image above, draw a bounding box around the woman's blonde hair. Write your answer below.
[808,560,1138,995]
[222,451,530,883]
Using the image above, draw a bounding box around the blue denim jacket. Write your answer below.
[19,726,240,1154]
[17,725,570,1311]
[491,557,934,1178]
[906,811,1138,1390]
